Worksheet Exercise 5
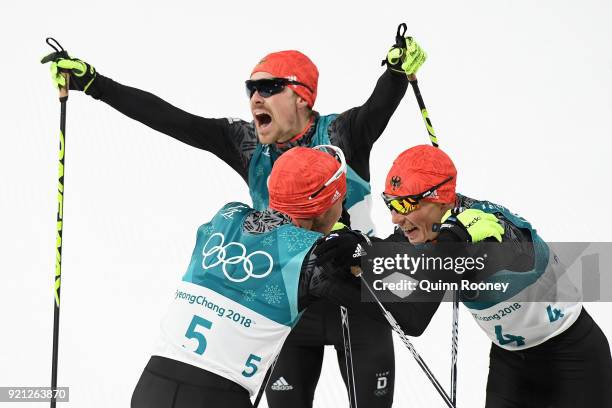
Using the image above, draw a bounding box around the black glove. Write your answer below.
[313,228,370,269]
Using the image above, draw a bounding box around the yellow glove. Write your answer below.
[440,208,504,243]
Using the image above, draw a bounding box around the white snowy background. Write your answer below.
[2,0,611,407]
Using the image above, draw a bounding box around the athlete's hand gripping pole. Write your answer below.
[387,23,439,148]
[41,37,69,408]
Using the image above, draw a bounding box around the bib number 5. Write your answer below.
[242,354,262,377]
[183,315,262,377]
[185,315,213,355]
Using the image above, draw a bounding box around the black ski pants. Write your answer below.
[485,308,612,408]
[131,356,252,408]
[266,300,395,408]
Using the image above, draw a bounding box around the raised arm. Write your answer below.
[328,36,426,181]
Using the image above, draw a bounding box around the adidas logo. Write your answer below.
[271,377,293,391]
[353,243,367,258]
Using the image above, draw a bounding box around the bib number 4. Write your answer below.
[494,325,525,347]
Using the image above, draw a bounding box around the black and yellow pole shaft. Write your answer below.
[408,73,439,148]
[51,71,68,408]
[44,37,69,408]
[397,22,455,406]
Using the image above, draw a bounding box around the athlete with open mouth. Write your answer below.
[43,26,428,408]
[315,145,612,408]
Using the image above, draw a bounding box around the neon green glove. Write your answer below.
[440,208,504,243]
[41,53,97,93]
[384,37,427,76]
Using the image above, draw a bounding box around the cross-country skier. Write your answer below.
[130,146,442,408]
[314,145,612,408]
[42,30,426,407]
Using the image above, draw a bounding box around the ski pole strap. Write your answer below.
[395,23,408,49]
[42,38,69,61]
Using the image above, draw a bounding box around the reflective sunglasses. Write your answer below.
[245,78,313,99]
[309,145,347,199]
[381,176,453,214]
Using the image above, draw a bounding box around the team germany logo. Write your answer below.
[390,176,401,191]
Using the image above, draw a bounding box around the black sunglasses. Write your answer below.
[245,78,313,99]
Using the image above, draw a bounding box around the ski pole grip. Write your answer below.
[408,74,417,82]
[59,72,69,100]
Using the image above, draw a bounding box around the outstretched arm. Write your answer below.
[92,75,254,181]
[42,55,256,181]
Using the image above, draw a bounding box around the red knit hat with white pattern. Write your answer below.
[269,147,345,219]
[385,145,457,203]
[251,50,318,107]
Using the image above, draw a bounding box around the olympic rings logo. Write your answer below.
[201,232,274,283]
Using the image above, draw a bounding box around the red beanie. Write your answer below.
[251,50,318,108]
[384,145,457,203]
[269,147,346,219]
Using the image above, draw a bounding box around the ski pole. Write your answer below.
[253,353,280,408]
[333,223,358,407]
[340,306,358,408]
[450,291,459,406]
[42,37,70,408]
[353,267,455,408]
[409,57,461,407]
[408,76,438,148]
[395,22,459,404]
[411,70,460,405]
